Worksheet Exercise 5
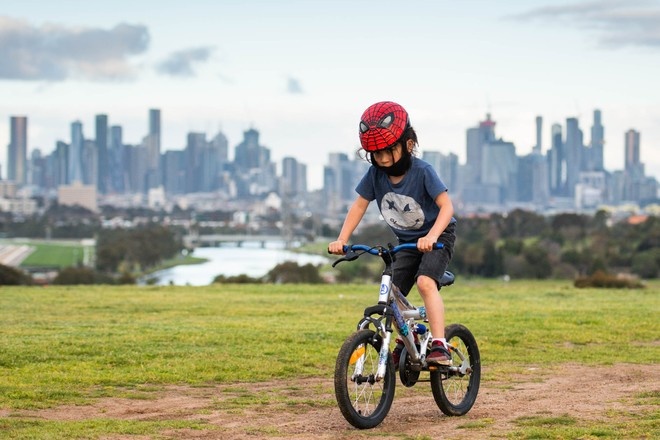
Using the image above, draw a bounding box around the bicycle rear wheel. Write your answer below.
[334,329,395,429]
[430,323,481,416]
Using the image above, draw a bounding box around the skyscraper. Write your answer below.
[564,117,583,197]
[590,110,604,171]
[548,123,565,196]
[465,114,496,185]
[533,116,542,154]
[7,116,28,184]
[144,109,161,189]
[623,129,643,201]
[624,129,640,171]
[109,125,125,193]
[95,114,109,193]
[68,121,84,184]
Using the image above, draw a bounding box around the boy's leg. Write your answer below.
[416,244,454,365]
[416,275,444,339]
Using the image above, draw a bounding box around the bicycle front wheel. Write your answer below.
[430,323,481,416]
[334,329,395,429]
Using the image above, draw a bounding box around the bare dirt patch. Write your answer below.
[5,363,659,439]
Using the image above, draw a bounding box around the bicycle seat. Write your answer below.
[439,271,454,287]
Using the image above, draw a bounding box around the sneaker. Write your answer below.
[392,338,404,371]
[427,340,452,366]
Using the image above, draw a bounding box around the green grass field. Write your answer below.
[6,240,86,268]
[0,280,658,438]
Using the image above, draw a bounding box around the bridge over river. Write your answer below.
[183,234,302,248]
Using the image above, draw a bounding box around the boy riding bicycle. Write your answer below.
[328,101,457,366]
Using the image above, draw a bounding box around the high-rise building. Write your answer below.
[623,129,644,201]
[53,141,69,187]
[519,114,549,207]
[465,113,496,185]
[144,109,162,190]
[533,116,542,154]
[281,157,308,197]
[7,116,28,185]
[125,144,148,193]
[185,132,207,193]
[624,129,640,171]
[68,121,85,184]
[95,114,109,193]
[564,117,583,197]
[82,139,98,186]
[589,110,604,171]
[201,131,229,192]
[234,128,270,170]
[548,123,565,196]
[162,150,186,194]
[109,125,124,193]
[481,139,518,203]
[149,109,161,141]
[422,150,458,193]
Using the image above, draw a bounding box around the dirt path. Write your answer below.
[5,364,659,439]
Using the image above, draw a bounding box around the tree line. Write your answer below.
[338,209,659,282]
[1,205,658,285]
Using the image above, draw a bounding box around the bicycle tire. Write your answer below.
[430,323,481,416]
[334,329,395,429]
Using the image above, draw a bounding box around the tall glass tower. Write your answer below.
[68,121,85,184]
[96,114,109,193]
[7,116,28,184]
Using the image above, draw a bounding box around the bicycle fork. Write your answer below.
[352,272,397,383]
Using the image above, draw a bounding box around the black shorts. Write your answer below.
[392,223,456,296]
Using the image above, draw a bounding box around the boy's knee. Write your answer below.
[416,275,437,293]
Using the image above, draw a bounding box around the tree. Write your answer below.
[96,224,183,274]
[265,262,324,284]
[0,264,33,285]
[482,240,504,278]
[501,209,547,238]
[52,267,115,285]
[523,245,552,279]
[631,250,659,279]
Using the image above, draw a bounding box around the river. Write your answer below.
[148,242,330,286]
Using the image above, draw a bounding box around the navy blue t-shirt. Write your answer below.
[355,157,456,243]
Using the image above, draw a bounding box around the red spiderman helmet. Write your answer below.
[359,101,409,152]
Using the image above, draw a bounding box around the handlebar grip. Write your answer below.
[326,245,350,254]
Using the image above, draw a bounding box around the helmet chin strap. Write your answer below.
[373,148,412,177]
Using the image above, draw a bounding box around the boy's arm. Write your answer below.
[417,191,454,252]
[328,195,370,254]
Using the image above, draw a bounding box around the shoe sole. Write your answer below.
[427,358,452,366]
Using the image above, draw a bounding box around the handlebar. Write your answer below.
[329,242,444,267]
[342,242,444,254]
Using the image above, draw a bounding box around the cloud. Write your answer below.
[156,47,214,77]
[287,76,304,94]
[511,0,660,49]
[0,16,149,81]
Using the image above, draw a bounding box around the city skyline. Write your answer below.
[3,107,658,185]
[5,107,656,208]
[1,1,660,190]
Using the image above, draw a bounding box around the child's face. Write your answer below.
[372,143,403,167]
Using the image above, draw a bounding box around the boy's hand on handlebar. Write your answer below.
[417,236,437,253]
[328,240,347,255]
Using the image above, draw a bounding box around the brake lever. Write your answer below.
[331,249,360,267]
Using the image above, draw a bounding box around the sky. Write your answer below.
[1,0,659,190]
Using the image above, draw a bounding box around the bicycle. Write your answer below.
[331,242,480,429]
